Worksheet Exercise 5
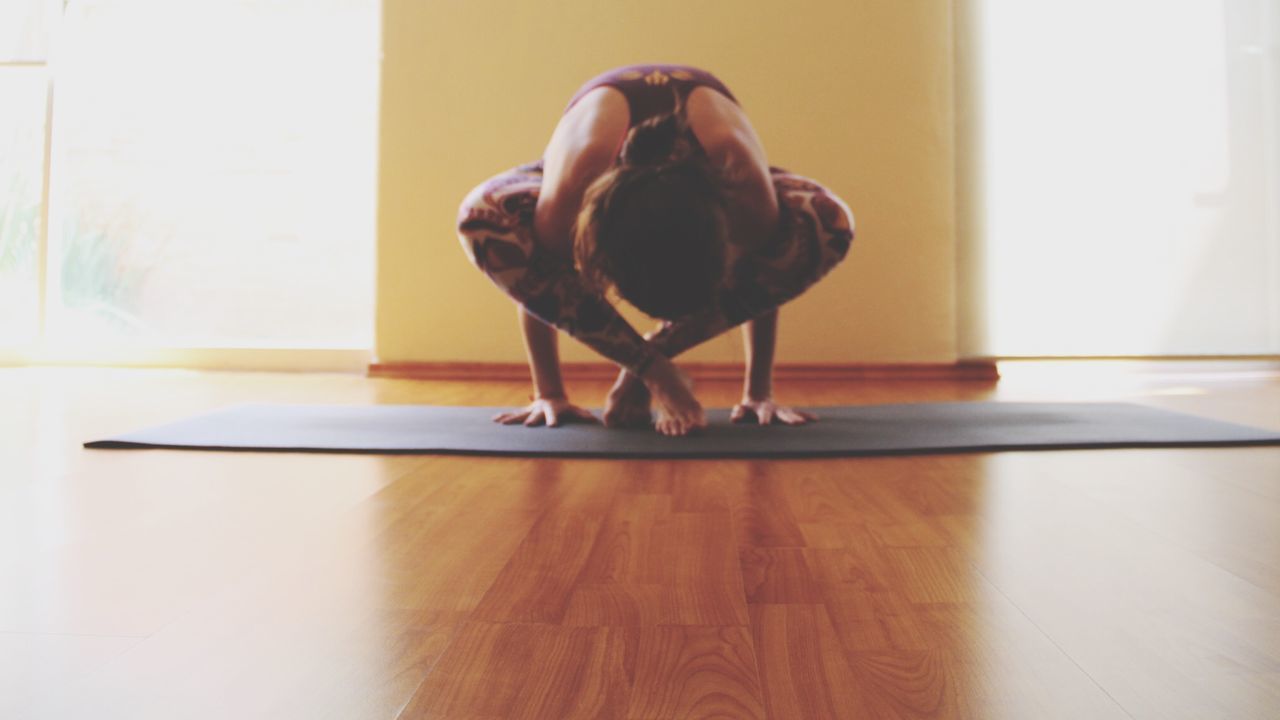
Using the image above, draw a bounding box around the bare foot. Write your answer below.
[603,369,653,428]
[640,357,707,437]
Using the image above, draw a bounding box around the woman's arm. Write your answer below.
[491,306,599,427]
[742,308,777,402]
[519,304,566,400]
[731,308,817,425]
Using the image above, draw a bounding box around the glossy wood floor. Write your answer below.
[2,363,1279,719]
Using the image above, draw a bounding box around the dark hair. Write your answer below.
[574,101,731,320]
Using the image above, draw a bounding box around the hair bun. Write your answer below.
[620,92,690,166]
[620,113,682,166]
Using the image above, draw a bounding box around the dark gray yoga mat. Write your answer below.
[84,402,1280,458]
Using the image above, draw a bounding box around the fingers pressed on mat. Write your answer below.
[781,409,819,425]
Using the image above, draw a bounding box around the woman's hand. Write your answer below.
[731,397,817,426]
[639,356,707,436]
[493,396,600,428]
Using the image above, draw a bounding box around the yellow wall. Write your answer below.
[376,0,957,366]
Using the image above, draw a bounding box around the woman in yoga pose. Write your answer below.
[457,64,854,436]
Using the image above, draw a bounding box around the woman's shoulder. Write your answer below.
[535,89,630,256]
[685,86,753,157]
[542,89,629,203]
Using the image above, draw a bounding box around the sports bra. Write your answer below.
[563,64,739,127]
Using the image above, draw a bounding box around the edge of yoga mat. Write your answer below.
[83,402,1280,458]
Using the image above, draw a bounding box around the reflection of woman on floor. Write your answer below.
[458,64,854,436]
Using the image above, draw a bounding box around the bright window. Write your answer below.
[0,70,45,346]
[1,0,378,358]
[0,0,51,347]
[967,0,1280,357]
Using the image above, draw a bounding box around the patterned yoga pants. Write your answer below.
[456,160,855,375]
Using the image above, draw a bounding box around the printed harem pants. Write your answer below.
[457,160,854,375]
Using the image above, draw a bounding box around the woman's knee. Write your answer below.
[717,172,854,323]
[456,164,544,284]
[773,170,855,272]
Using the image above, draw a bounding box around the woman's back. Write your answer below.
[537,66,777,259]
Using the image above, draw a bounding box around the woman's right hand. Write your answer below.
[639,356,707,436]
[492,396,599,428]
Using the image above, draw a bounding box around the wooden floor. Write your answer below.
[2,363,1279,719]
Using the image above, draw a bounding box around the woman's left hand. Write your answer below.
[730,398,818,426]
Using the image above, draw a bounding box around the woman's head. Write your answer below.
[574,106,731,320]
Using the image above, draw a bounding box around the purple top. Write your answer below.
[564,64,739,127]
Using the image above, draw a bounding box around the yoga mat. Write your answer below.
[84,402,1280,458]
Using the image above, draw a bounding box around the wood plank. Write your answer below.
[398,623,634,719]
[467,462,618,624]
[0,452,428,635]
[625,626,765,719]
[20,457,555,719]
[749,603,870,718]
[1018,449,1280,597]
[1,366,1278,719]
[563,494,749,626]
[730,465,808,547]
[741,457,1152,719]
[967,456,1280,720]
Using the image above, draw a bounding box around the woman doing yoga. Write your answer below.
[457,64,854,436]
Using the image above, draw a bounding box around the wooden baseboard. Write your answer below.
[367,361,1000,382]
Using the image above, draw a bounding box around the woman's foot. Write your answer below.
[603,370,654,428]
[640,356,707,437]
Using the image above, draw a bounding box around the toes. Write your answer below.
[657,417,684,436]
